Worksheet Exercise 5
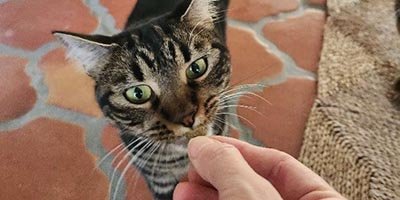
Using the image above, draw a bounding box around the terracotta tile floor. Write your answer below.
[0,0,326,199]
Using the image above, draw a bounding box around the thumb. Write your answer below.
[188,136,281,200]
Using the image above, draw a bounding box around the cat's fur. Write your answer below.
[53,0,230,199]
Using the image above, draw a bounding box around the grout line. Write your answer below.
[302,0,327,11]
[84,0,120,35]
[0,41,61,132]
[227,20,317,80]
[0,44,35,58]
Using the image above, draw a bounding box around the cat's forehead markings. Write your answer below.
[137,47,155,60]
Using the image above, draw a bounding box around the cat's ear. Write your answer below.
[52,31,117,78]
[179,0,219,29]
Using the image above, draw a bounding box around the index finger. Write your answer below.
[211,136,345,200]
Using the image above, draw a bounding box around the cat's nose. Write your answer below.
[181,107,198,128]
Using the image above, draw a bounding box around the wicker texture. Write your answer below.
[298,0,400,199]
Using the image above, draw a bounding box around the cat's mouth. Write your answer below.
[170,124,210,147]
[185,124,209,138]
[160,119,212,145]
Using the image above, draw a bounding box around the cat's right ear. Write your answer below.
[52,31,117,78]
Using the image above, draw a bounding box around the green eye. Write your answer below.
[186,58,208,80]
[125,85,152,104]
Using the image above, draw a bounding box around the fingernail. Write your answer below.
[188,136,213,159]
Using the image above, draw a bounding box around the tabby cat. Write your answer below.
[53,0,230,199]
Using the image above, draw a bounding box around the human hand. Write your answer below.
[173,136,346,200]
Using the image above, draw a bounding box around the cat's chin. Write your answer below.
[172,136,190,147]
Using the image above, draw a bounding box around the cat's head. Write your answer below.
[53,0,231,146]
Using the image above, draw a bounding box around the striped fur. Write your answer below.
[54,0,230,199]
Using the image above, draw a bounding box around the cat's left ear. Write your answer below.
[179,0,219,29]
[52,31,118,78]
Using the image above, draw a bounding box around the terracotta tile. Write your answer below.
[237,78,317,158]
[227,26,283,85]
[100,0,137,29]
[102,125,152,200]
[39,48,102,117]
[263,11,326,72]
[307,0,327,5]
[228,0,299,22]
[0,0,98,50]
[0,118,108,200]
[0,56,36,121]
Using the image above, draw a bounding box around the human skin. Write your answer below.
[173,136,346,200]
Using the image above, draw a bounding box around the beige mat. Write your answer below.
[298,0,400,199]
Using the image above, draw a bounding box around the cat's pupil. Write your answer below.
[191,64,201,74]
[134,88,144,99]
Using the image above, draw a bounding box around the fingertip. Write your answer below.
[173,182,218,200]
[173,182,188,200]
[188,136,218,159]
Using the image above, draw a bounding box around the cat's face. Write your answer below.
[54,0,230,146]
[96,23,230,145]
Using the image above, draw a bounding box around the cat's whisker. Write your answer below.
[212,115,238,131]
[211,117,226,133]
[124,141,160,199]
[218,104,256,110]
[130,141,163,200]
[220,91,272,106]
[218,103,268,120]
[137,142,161,169]
[220,90,255,101]
[219,89,254,101]
[109,138,150,200]
[108,137,142,167]
[216,111,256,128]
[218,93,250,103]
[107,127,162,170]
[218,94,245,104]
[219,84,265,102]
[229,83,267,90]
[219,83,267,98]
[111,139,156,200]
[96,142,127,169]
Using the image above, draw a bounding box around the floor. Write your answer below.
[0,0,326,199]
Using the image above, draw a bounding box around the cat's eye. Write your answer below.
[186,58,208,80]
[125,85,152,104]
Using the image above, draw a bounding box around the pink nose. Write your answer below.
[181,111,196,128]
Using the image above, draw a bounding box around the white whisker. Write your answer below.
[111,139,155,200]
[216,112,256,128]
[109,138,149,200]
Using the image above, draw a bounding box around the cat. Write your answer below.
[53,0,230,199]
